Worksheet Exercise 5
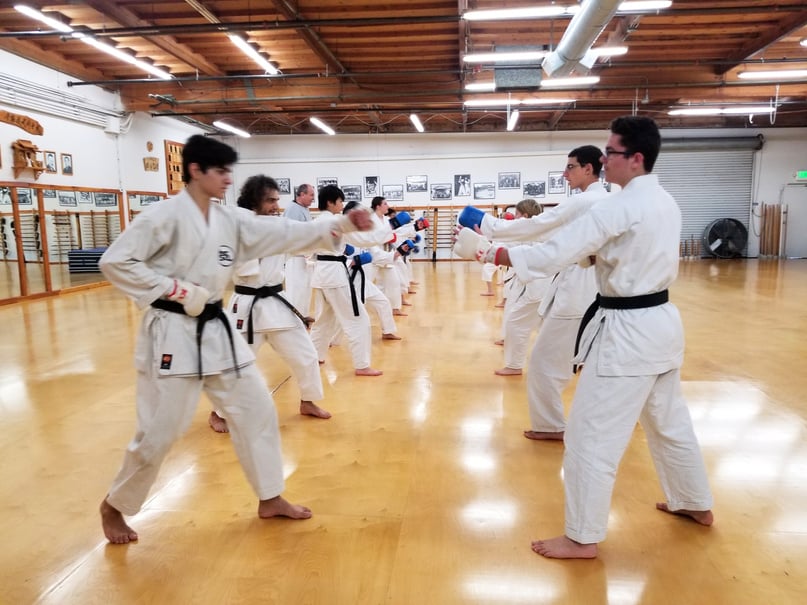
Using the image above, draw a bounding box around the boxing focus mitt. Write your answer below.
[166,279,210,317]
[458,205,485,230]
[414,216,429,231]
[389,211,412,230]
[452,227,490,261]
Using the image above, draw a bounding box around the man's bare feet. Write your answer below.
[524,430,565,441]
[495,301,505,308]
[494,339,504,346]
[300,400,331,419]
[258,495,312,520]
[318,359,325,365]
[481,292,495,296]
[531,535,598,559]
[382,333,402,340]
[393,309,408,316]
[656,503,714,526]
[208,411,229,433]
[408,289,417,294]
[100,499,139,544]
[495,367,522,376]
[402,299,413,306]
[355,367,383,376]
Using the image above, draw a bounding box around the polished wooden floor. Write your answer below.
[1,260,806,605]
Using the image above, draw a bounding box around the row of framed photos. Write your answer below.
[0,186,117,207]
[41,151,74,175]
[304,172,570,202]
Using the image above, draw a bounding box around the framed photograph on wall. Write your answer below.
[94,192,118,207]
[58,191,77,207]
[364,176,379,197]
[454,174,471,197]
[473,182,495,200]
[16,188,33,205]
[0,187,10,205]
[430,183,452,201]
[276,178,291,195]
[406,175,428,193]
[78,191,93,204]
[498,172,521,190]
[60,153,73,176]
[42,189,57,199]
[548,171,566,194]
[343,185,362,203]
[43,151,57,173]
[317,177,338,191]
[382,184,403,201]
[523,180,546,198]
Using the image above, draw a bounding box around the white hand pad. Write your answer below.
[453,228,491,260]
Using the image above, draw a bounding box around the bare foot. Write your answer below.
[495,367,522,376]
[208,411,229,433]
[318,359,325,365]
[355,367,383,376]
[656,503,714,526]
[408,289,417,294]
[100,499,139,544]
[258,495,312,520]
[531,535,597,559]
[524,430,565,441]
[410,281,419,285]
[481,292,495,296]
[495,301,505,308]
[382,333,402,340]
[300,400,331,419]
[402,300,413,306]
[393,309,408,316]
[494,339,504,346]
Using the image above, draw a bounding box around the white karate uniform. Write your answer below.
[282,202,314,314]
[508,174,713,544]
[309,212,373,369]
[485,183,606,427]
[227,245,323,404]
[99,191,342,515]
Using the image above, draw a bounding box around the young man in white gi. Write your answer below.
[309,185,382,376]
[484,116,714,558]
[282,183,316,316]
[208,175,331,434]
[98,136,372,544]
[370,197,406,316]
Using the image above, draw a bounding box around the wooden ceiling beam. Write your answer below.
[716,9,807,74]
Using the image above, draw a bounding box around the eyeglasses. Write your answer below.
[565,163,581,171]
[604,147,634,158]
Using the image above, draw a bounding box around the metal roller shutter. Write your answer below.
[654,149,753,246]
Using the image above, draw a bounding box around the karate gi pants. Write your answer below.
[526,316,579,431]
[501,296,542,369]
[310,286,372,369]
[107,364,285,516]
[284,256,313,315]
[563,339,713,544]
[363,280,397,334]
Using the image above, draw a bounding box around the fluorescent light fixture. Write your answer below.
[737,69,807,81]
[465,82,497,92]
[618,1,672,10]
[15,4,72,32]
[213,120,251,137]
[589,46,629,58]
[541,76,600,88]
[506,109,520,131]
[228,34,279,75]
[310,117,335,135]
[464,98,575,108]
[15,4,173,80]
[801,39,807,48]
[668,106,772,116]
[463,51,547,64]
[463,7,571,21]
[409,113,425,133]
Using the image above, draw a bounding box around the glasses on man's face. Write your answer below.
[604,147,633,158]
[565,163,581,171]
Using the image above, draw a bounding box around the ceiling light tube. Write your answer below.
[464,98,576,108]
[465,82,497,92]
[463,51,547,64]
[463,7,570,21]
[228,34,279,75]
[589,46,629,58]
[213,120,251,137]
[737,69,807,81]
[669,106,772,116]
[14,4,73,32]
[668,108,723,116]
[540,76,600,88]
[409,114,425,133]
[521,98,577,105]
[80,36,173,80]
[506,109,520,131]
[801,39,807,47]
[310,117,335,135]
[618,1,672,10]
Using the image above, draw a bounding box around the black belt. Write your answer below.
[316,254,361,316]
[573,290,669,373]
[151,298,238,379]
[233,283,311,343]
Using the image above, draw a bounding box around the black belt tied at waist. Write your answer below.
[572,290,669,374]
[316,254,362,316]
[151,298,238,379]
[233,283,311,343]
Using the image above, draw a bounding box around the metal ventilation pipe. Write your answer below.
[541,0,622,78]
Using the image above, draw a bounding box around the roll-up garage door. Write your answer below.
[654,149,754,247]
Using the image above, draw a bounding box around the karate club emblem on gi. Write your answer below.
[218,245,235,267]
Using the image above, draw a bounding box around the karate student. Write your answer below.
[208,175,331,434]
[98,135,372,544]
[483,116,714,559]
[282,183,316,316]
[309,185,382,376]
[370,197,406,316]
